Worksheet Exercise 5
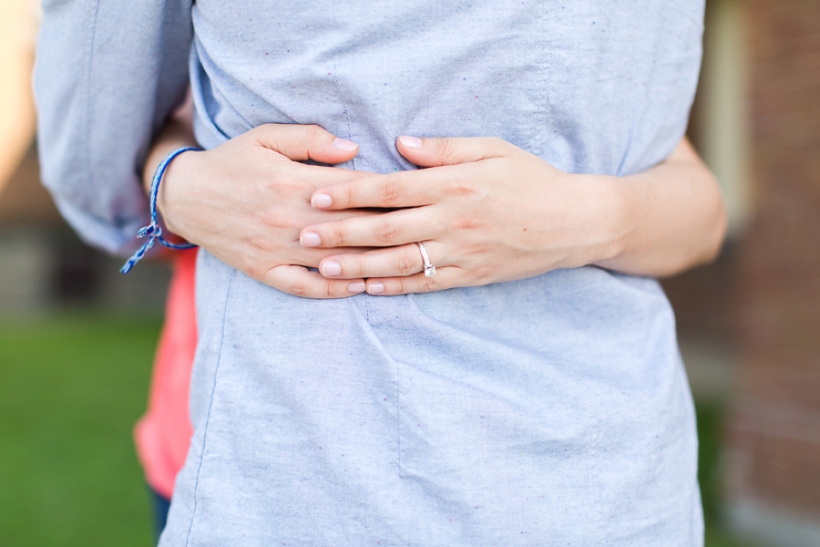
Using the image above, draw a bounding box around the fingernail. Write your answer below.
[348,281,366,293]
[332,138,358,151]
[300,232,321,247]
[311,193,333,208]
[398,135,422,148]
[367,281,385,294]
[322,261,342,277]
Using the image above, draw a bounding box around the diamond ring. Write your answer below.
[416,242,436,277]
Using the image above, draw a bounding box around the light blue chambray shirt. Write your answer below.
[36,1,705,545]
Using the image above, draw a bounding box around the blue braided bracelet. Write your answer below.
[120,146,201,274]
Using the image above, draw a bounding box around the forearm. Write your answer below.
[594,138,727,278]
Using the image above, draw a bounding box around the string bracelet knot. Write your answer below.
[120,146,201,274]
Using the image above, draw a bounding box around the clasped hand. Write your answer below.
[301,135,624,296]
[158,124,624,299]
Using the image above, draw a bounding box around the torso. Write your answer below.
[162,2,706,545]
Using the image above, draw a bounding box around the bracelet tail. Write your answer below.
[120,146,201,274]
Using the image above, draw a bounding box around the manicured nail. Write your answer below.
[300,232,321,247]
[348,281,366,293]
[321,261,342,277]
[398,135,422,148]
[367,281,385,294]
[332,138,358,151]
[311,193,333,208]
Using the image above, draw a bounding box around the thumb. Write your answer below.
[252,124,359,164]
[395,135,510,167]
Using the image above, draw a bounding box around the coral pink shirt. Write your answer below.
[133,250,197,499]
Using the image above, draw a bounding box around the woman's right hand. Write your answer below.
[153,123,375,298]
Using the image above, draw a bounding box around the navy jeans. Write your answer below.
[149,486,171,545]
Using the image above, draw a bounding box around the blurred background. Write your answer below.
[0,0,818,545]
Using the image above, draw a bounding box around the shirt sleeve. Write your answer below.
[34,0,193,255]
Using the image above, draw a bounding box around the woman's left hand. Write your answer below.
[298,136,627,295]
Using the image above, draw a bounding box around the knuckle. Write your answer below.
[355,259,372,278]
[378,179,401,206]
[341,185,356,208]
[444,173,476,197]
[322,280,335,299]
[287,280,311,297]
[264,172,296,194]
[451,215,477,230]
[480,136,506,156]
[471,265,494,283]
[259,211,294,230]
[376,221,399,244]
[248,236,275,252]
[306,124,324,143]
[397,253,417,275]
[332,224,347,247]
[437,139,457,164]
[247,125,267,143]
[420,273,438,292]
[244,261,265,281]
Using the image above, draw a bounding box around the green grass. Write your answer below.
[0,312,759,546]
[0,313,161,547]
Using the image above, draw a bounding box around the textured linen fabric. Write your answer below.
[35,0,192,255]
[36,1,706,545]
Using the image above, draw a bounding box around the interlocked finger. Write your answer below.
[310,164,470,210]
[290,162,376,190]
[365,267,463,296]
[301,208,440,249]
[263,264,367,298]
[250,123,358,165]
[317,241,445,279]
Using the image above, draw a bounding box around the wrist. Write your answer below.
[155,148,200,237]
[586,174,633,268]
[120,146,200,274]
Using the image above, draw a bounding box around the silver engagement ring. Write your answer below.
[416,242,436,277]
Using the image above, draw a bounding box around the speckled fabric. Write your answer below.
[36,1,705,545]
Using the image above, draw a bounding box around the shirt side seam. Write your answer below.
[84,0,102,214]
[184,268,236,546]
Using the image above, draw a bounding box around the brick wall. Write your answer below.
[726,0,820,526]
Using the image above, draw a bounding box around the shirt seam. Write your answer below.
[84,0,102,216]
[184,268,236,546]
